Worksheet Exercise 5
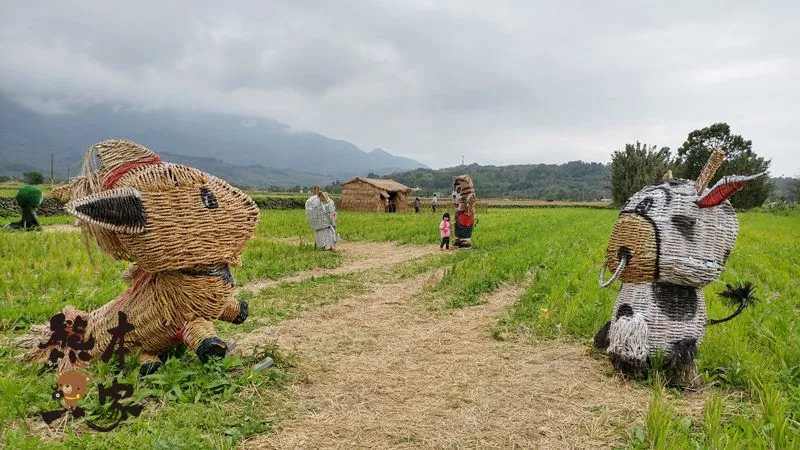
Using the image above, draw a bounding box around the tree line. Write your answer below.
[377,161,612,201]
[371,121,791,208]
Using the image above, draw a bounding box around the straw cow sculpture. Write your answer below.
[595,149,764,385]
[21,140,260,375]
[451,175,477,248]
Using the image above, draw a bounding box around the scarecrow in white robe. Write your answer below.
[305,185,339,250]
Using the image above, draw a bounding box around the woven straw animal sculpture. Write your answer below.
[451,175,477,248]
[51,184,72,204]
[305,184,338,250]
[20,140,260,375]
[5,185,43,230]
[595,149,764,385]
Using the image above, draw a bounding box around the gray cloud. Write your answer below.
[1,0,798,175]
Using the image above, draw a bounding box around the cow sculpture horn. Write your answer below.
[695,148,726,194]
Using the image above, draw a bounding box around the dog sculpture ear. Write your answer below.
[66,187,147,234]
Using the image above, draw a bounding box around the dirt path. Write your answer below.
[241,241,440,292]
[33,231,440,291]
[237,266,702,448]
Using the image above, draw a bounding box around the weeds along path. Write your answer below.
[42,224,80,233]
[241,241,439,292]
[237,267,701,448]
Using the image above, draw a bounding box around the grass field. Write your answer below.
[0,207,798,448]
[0,182,54,198]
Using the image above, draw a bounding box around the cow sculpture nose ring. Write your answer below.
[599,254,628,288]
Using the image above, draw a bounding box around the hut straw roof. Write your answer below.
[342,177,413,193]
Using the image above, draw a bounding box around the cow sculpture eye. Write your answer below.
[635,197,654,214]
[200,188,218,209]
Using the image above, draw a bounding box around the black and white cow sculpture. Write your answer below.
[595,150,764,385]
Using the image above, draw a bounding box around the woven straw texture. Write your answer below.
[21,139,260,371]
[306,195,336,231]
[606,181,738,287]
[51,184,72,204]
[605,214,657,283]
[81,163,259,272]
[451,175,477,246]
[452,175,477,215]
[96,268,238,357]
[340,177,412,212]
[599,150,746,380]
[608,283,707,359]
[306,193,339,248]
[696,149,726,193]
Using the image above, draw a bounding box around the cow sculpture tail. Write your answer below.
[706,282,756,326]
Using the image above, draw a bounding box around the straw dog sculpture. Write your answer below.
[20,140,260,375]
[451,175,477,248]
[595,149,764,385]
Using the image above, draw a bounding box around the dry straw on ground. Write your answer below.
[236,253,704,449]
[242,241,437,293]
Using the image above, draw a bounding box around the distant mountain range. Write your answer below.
[3,95,797,201]
[0,95,427,187]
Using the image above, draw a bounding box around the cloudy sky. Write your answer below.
[1,1,798,175]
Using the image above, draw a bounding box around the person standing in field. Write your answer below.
[431,194,438,213]
[439,212,451,251]
[413,197,421,213]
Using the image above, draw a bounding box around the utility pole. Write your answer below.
[67,164,70,181]
[50,153,54,187]
[461,155,464,166]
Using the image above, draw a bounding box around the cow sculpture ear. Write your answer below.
[696,172,767,208]
[66,187,147,233]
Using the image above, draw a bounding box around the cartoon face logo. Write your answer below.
[56,370,90,410]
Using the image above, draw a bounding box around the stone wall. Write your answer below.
[0,198,65,216]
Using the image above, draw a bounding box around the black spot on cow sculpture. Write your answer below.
[595,149,764,386]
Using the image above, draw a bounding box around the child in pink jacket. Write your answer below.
[439,212,451,250]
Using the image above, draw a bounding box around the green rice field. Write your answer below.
[0,207,798,448]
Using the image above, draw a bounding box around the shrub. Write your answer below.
[15,185,43,209]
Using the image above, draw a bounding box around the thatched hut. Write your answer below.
[340,177,413,212]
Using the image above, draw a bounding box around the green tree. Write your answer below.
[610,142,673,207]
[22,171,44,185]
[675,123,772,209]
